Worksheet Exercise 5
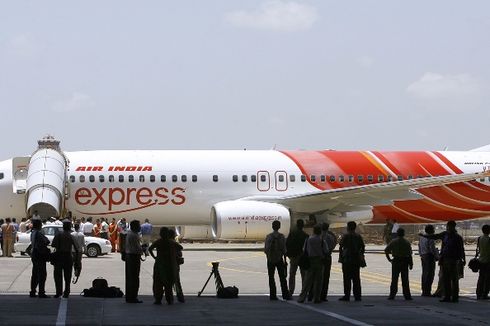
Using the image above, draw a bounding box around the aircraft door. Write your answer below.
[257,171,270,191]
[275,171,288,191]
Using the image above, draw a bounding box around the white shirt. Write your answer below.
[101,221,109,233]
[83,222,94,234]
[392,223,400,233]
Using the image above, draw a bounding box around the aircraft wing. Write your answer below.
[244,170,490,215]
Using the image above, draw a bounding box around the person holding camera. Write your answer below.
[125,219,143,303]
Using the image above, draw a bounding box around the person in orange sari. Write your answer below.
[93,219,102,237]
[108,218,118,252]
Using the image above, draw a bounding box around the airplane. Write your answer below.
[1,136,490,240]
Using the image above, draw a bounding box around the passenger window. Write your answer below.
[348,175,354,182]
[387,175,393,182]
[181,175,187,182]
[109,175,114,183]
[89,175,95,182]
[378,175,384,182]
[330,175,335,182]
[310,175,316,182]
[119,175,124,182]
[192,175,197,182]
[150,175,155,182]
[139,175,145,182]
[397,175,403,181]
[320,175,326,182]
[260,175,266,182]
[172,175,178,182]
[278,175,284,182]
[161,175,166,182]
[289,175,295,182]
[339,175,345,182]
[251,175,257,182]
[408,175,413,180]
[242,175,248,182]
[69,175,75,183]
[128,175,134,182]
[358,175,364,182]
[213,175,219,182]
[301,175,306,182]
[99,175,105,182]
[367,175,373,182]
[232,175,238,182]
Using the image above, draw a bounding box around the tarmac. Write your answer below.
[0,244,488,325]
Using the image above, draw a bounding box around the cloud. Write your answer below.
[406,73,481,100]
[356,56,374,68]
[224,1,318,32]
[51,92,95,113]
[6,34,38,57]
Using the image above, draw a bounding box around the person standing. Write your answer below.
[51,219,78,298]
[1,218,15,257]
[418,224,439,296]
[149,227,178,305]
[100,218,109,240]
[93,219,102,237]
[141,219,153,246]
[83,217,94,237]
[286,219,309,297]
[108,218,118,252]
[71,223,85,282]
[29,218,50,298]
[421,221,465,302]
[320,223,337,301]
[168,229,185,303]
[391,220,400,243]
[19,218,28,233]
[125,219,143,303]
[476,224,490,300]
[298,225,328,304]
[118,218,128,253]
[338,221,365,301]
[264,220,291,301]
[383,219,394,245]
[385,228,413,300]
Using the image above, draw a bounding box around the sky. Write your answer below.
[1,0,490,160]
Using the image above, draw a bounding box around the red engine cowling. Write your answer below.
[211,201,291,240]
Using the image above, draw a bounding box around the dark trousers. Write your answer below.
[267,260,289,299]
[421,254,436,296]
[477,262,490,299]
[342,263,361,299]
[174,265,184,301]
[320,255,332,300]
[153,265,174,304]
[390,257,411,298]
[441,259,460,300]
[30,257,47,295]
[125,254,141,301]
[54,253,73,296]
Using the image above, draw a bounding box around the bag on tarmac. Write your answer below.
[217,286,239,299]
[82,277,123,298]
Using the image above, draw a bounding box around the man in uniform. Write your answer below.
[1,218,15,257]
[385,228,413,300]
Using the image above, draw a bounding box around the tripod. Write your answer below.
[198,262,224,297]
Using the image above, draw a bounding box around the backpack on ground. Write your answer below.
[81,278,123,298]
[217,286,239,299]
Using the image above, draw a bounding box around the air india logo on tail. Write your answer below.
[74,186,186,215]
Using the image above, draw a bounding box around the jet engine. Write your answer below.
[211,201,290,240]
